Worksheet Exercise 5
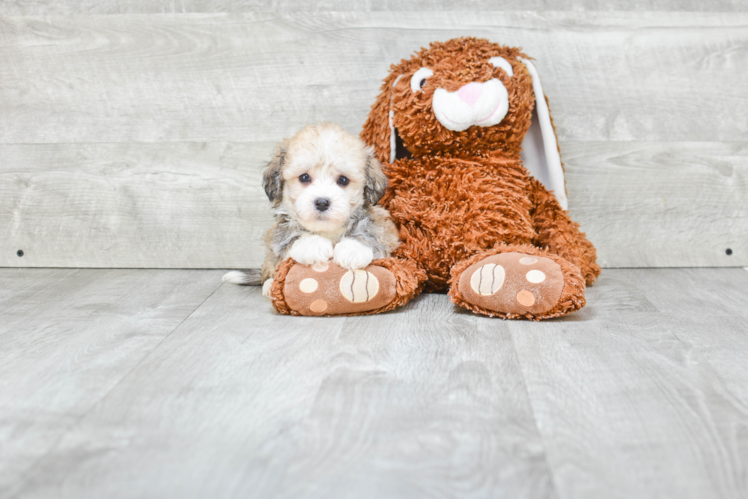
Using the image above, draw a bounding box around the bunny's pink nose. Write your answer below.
[457,82,483,106]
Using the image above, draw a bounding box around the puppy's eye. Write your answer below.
[410,67,434,92]
[299,173,311,183]
[337,175,350,187]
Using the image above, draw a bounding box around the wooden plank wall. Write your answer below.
[1,3,746,269]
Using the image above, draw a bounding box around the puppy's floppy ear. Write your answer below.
[363,147,387,206]
[263,139,288,207]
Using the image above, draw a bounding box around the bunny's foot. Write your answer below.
[449,245,586,320]
[270,258,425,316]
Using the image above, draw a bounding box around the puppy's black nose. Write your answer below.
[314,198,331,212]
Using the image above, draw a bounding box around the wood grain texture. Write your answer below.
[564,141,748,268]
[2,0,748,15]
[0,142,275,268]
[2,12,748,144]
[1,141,745,268]
[3,268,748,497]
[0,268,223,495]
[505,268,748,497]
[1,11,746,269]
[7,283,555,498]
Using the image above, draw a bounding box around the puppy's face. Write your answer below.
[263,123,386,234]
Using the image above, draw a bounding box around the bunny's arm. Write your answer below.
[529,178,600,285]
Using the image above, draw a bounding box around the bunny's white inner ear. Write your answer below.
[517,57,568,210]
[389,74,404,164]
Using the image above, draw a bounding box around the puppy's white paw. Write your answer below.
[333,237,374,270]
[288,234,334,266]
[262,278,274,299]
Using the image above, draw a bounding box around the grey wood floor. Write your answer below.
[2,268,747,498]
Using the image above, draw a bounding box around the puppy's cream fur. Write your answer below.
[223,123,399,296]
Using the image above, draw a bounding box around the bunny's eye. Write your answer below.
[489,57,514,77]
[410,67,434,92]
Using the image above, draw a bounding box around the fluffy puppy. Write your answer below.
[223,123,399,297]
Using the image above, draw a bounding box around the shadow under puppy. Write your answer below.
[224,123,400,303]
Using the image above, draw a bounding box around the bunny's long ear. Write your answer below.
[517,57,568,210]
[361,71,402,165]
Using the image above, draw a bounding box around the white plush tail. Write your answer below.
[222,269,262,286]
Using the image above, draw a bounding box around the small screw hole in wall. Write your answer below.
[17,250,24,257]
[726,248,733,256]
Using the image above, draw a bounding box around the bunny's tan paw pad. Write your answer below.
[281,262,396,316]
[457,252,565,316]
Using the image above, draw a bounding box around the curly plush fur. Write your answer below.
[360,37,599,318]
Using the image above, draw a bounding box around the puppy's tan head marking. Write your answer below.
[269,123,383,234]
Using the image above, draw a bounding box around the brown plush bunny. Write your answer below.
[270,37,600,319]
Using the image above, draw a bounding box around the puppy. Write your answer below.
[223,123,399,298]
